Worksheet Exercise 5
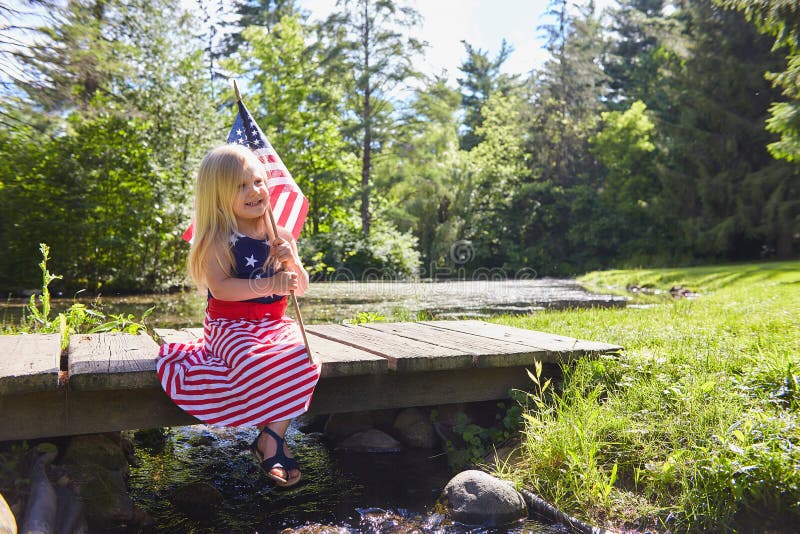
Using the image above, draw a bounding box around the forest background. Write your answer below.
[0,0,798,294]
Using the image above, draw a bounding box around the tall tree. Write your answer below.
[329,0,424,236]
[532,0,607,188]
[382,75,463,269]
[228,13,357,236]
[220,0,303,57]
[658,0,797,259]
[716,0,800,163]
[457,39,517,151]
[603,0,671,110]
[0,0,219,291]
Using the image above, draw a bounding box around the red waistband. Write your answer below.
[207,297,287,321]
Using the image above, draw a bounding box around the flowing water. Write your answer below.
[2,278,626,327]
[5,279,621,532]
[128,425,567,534]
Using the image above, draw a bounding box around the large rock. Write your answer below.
[441,470,527,527]
[392,408,437,449]
[323,412,376,442]
[335,429,402,453]
[73,466,135,528]
[169,482,223,518]
[62,435,129,476]
[62,435,135,530]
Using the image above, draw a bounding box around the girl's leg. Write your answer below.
[255,419,301,484]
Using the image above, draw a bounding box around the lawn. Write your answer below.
[491,261,800,533]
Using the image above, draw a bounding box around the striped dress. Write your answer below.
[156,234,320,427]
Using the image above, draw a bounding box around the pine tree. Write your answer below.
[456,39,517,151]
[603,0,671,110]
[658,0,797,259]
[329,0,425,236]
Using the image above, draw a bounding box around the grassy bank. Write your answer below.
[491,261,800,532]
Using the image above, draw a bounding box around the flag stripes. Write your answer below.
[182,98,308,243]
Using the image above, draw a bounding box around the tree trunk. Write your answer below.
[360,1,372,236]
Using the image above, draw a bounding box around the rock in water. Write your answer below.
[441,470,527,527]
[392,408,437,449]
[20,451,58,534]
[169,482,223,519]
[334,429,402,453]
[0,491,17,534]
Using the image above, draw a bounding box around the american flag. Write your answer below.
[182,100,308,242]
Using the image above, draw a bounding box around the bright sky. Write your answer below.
[300,0,617,82]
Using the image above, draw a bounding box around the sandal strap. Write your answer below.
[252,427,297,471]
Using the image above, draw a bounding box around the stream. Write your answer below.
[4,279,622,532]
[2,278,626,327]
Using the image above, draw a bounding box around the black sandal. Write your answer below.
[250,427,301,487]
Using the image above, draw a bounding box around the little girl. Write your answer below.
[157,143,320,488]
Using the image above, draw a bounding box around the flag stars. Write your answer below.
[245,254,259,268]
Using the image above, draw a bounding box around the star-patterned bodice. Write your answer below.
[208,233,283,304]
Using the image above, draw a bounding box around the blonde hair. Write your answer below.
[187,144,270,289]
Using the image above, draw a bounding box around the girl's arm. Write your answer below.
[273,227,310,297]
[204,240,299,301]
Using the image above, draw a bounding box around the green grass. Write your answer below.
[491,260,800,533]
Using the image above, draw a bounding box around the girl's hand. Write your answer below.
[272,238,296,265]
[266,270,299,295]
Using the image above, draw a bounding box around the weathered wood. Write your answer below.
[306,333,388,377]
[154,328,388,378]
[361,322,550,368]
[0,388,199,441]
[153,328,196,345]
[68,333,160,390]
[0,390,69,440]
[421,320,622,356]
[0,334,61,395]
[0,320,623,441]
[307,364,560,416]
[306,323,474,372]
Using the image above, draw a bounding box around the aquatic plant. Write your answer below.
[5,244,152,344]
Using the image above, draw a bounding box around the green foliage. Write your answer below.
[457,39,518,151]
[435,394,526,471]
[716,0,800,162]
[300,218,420,280]
[7,244,151,339]
[497,261,800,531]
[348,311,387,324]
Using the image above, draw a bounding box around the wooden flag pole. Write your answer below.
[232,80,315,365]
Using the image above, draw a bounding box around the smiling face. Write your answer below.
[232,156,270,226]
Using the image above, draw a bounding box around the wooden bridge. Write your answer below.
[0,320,621,441]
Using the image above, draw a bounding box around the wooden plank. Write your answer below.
[0,363,562,440]
[306,323,473,372]
[155,329,387,378]
[68,333,160,391]
[0,390,68,440]
[308,363,561,416]
[0,334,61,394]
[361,322,551,368]
[306,333,387,378]
[421,320,623,355]
[153,328,197,345]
